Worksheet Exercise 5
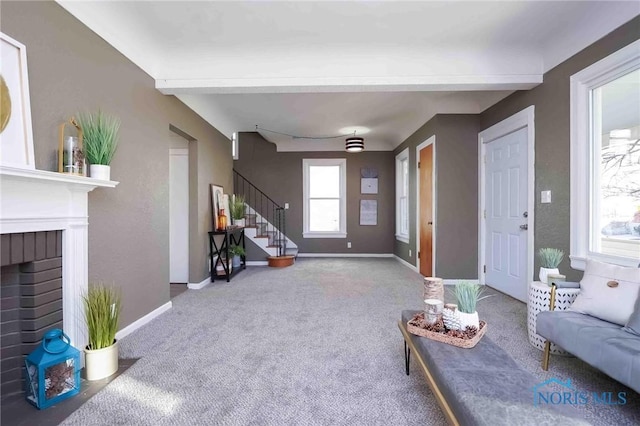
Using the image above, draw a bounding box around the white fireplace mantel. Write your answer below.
[0,165,118,351]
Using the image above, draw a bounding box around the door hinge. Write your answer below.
[483,265,486,273]
[484,155,487,164]
[418,251,421,259]
[483,209,486,219]
[418,161,421,169]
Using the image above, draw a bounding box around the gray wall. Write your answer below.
[2,2,232,328]
[234,133,394,258]
[393,115,480,279]
[480,16,640,282]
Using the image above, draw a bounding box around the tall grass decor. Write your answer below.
[76,111,120,165]
[538,248,564,268]
[452,281,490,314]
[83,284,121,350]
[230,194,246,220]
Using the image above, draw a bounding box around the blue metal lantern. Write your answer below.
[25,329,81,409]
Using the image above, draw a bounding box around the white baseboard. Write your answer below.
[187,277,211,290]
[246,261,268,266]
[442,279,480,285]
[297,253,394,258]
[394,255,418,272]
[115,301,172,341]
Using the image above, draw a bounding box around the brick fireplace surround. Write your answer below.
[0,165,116,400]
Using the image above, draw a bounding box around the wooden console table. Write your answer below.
[209,227,245,283]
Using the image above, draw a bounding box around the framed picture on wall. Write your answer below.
[0,32,35,169]
[360,200,378,226]
[361,167,378,194]
[210,184,224,230]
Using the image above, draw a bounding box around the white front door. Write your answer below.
[170,148,189,283]
[485,127,529,301]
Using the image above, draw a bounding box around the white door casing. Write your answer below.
[170,148,189,283]
[479,106,535,303]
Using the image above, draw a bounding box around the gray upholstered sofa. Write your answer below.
[536,260,640,393]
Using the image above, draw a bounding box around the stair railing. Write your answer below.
[233,170,286,257]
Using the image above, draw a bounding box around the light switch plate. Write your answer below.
[541,190,551,203]
[284,203,289,209]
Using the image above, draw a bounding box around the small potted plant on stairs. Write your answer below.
[229,245,245,269]
[82,283,121,381]
[230,195,246,227]
[538,248,564,284]
[76,110,120,181]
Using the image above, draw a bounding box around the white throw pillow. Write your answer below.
[569,259,640,325]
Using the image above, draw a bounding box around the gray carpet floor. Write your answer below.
[61,259,639,425]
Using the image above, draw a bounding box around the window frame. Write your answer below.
[395,148,410,243]
[302,158,347,238]
[570,39,640,270]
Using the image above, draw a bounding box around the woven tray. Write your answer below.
[407,317,487,349]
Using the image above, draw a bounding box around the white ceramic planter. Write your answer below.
[457,311,480,330]
[539,267,559,284]
[84,340,118,381]
[234,218,246,227]
[90,164,111,180]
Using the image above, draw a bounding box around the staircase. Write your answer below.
[234,170,298,266]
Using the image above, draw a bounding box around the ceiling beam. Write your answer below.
[156,75,542,95]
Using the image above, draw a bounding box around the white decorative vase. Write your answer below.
[457,311,480,330]
[442,305,462,331]
[539,267,559,284]
[234,218,246,227]
[90,164,111,180]
[84,340,118,381]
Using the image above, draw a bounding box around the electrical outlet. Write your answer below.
[284,203,289,209]
[347,242,352,249]
[409,250,412,257]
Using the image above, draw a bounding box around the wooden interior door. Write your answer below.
[419,144,433,276]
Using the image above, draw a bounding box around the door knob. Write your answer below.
[520,224,528,230]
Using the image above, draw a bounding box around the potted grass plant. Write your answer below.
[229,245,245,269]
[538,248,564,284]
[230,195,246,227]
[449,282,491,330]
[76,111,120,180]
[82,283,121,381]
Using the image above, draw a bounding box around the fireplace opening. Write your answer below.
[1,231,63,402]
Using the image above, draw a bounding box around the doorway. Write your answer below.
[169,134,189,287]
[479,106,535,302]
[416,136,435,276]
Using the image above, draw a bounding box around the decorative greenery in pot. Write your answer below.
[447,281,491,330]
[229,245,245,268]
[538,248,564,284]
[230,195,246,227]
[76,111,120,180]
[82,283,121,381]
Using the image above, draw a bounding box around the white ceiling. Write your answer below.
[58,1,639,151]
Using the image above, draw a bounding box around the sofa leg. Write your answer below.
[542,341,551,371]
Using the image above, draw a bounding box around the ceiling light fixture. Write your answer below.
[345,136,364,153]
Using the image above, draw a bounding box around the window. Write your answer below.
[303,158,346,238]
[232,132,239,160]
[570,40,640,269]
[395,149,409,243]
